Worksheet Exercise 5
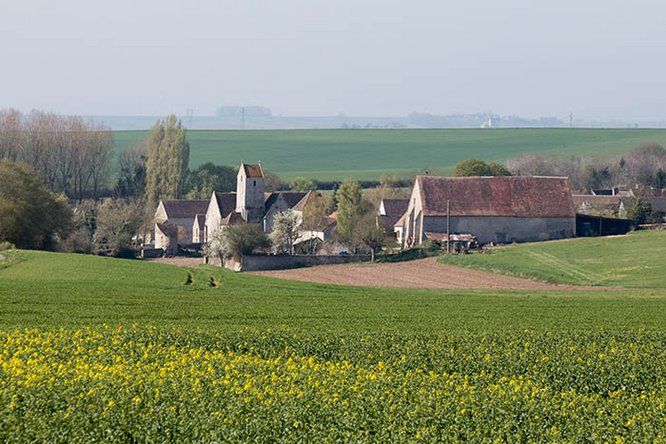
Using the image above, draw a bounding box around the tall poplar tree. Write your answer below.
[145,115,190,206]
[335,179,364,243]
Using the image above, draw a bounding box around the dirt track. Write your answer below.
[251,257,603,291]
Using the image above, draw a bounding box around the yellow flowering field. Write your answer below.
[1,326,664,442]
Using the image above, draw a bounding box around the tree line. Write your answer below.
[506,143,666,193]
[0,109,113,200]
[0,112,298,256]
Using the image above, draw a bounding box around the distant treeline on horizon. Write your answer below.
[85,112,666,131]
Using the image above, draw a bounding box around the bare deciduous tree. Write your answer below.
[0,109,113,200]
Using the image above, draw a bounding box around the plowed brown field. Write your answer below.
[251,257,607,290]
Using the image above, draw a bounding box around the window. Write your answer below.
[253,180,256,186]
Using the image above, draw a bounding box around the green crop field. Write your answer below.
[440,230,666,288]
[1,246,665,441]
[114,128,666,181]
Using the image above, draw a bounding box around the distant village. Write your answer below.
[1,110,665,268]
[146,161,666,271]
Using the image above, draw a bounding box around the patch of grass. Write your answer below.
[439,231,666,288]
[0,249,664,332]
[114,128,666,180]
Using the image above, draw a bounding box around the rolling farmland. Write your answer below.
[114,128,666,180]
[1,245,665,441]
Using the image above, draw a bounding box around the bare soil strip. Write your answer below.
[147,257,204,268]
[251,257,609,291]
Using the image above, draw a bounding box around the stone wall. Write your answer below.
[422,216,575,244]
[221,254,371,272]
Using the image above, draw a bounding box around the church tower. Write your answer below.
[236,163,265,223]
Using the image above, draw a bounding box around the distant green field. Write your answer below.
[440,230,666,288]
[114,128,666,180]
[1,250,665,441]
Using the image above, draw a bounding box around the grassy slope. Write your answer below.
[0,250,664,333]
[114,128,666,180]
[440,231,666,288]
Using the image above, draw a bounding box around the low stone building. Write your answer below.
[263,192,310,232]
[399,176,576,247]
[154,199,209,246]
[572,194,628,218]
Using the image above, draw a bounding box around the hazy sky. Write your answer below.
[2,0,666,119]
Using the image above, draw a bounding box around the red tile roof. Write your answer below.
[380,199,409,227]
[572,194,624,209]
[155,223,178,238]
[292,190,320,212]
[160,199,209,219]
[417,176,575,218]
[241,163,264,178]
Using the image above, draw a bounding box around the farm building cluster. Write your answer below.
[146,162,664,259]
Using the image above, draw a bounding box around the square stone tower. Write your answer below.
[236,163,265,223]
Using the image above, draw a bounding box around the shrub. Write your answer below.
[0,159,72,250]
[93,199,143,258]
[206,224,270,261]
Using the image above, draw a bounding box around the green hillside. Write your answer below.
[115,128,666,180]
[0,249,663,331]
[440,230,666,288]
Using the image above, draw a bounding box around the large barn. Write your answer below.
[399,176,576,247]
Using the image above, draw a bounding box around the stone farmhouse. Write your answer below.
[153,199,209,251]
[398,176,577,247]
[153,163,335,254]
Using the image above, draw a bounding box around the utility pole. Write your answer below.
[241,107,246,129]
[446,199,451,255]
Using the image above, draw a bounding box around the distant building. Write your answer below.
[153,199,209,247]
[398,176,576,246]
[572,195,628,218]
